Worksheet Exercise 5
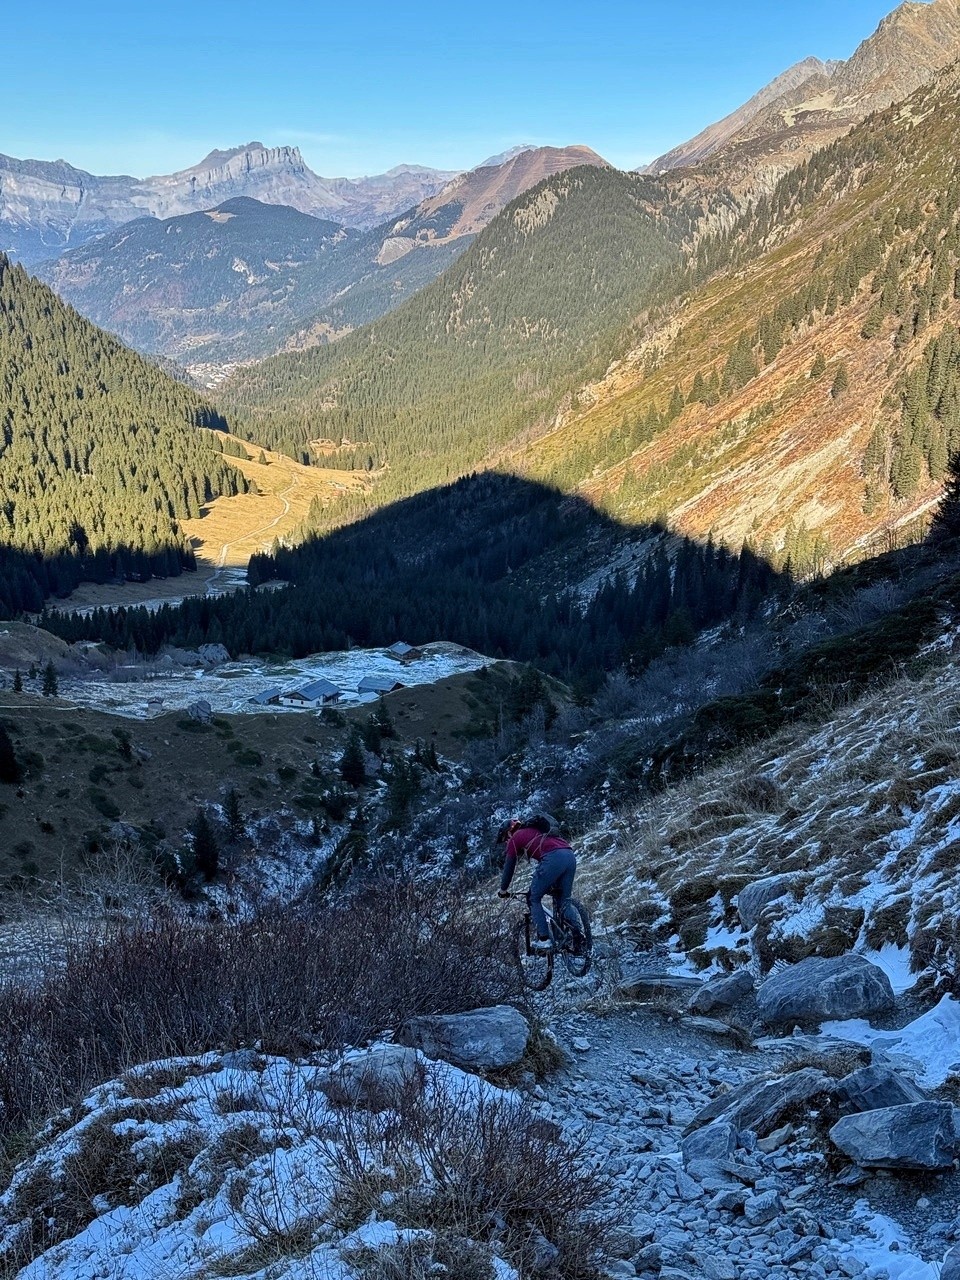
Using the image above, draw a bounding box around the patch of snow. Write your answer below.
[703,921,750,953]
[55,641,495,720]
[820,994,960,1088]
[846,1205,939,1279]
[864,943,919,996]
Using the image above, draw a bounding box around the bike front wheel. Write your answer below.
[514,916,553,991]
[560,899,593,977]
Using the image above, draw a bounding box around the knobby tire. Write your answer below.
[514,916,553,991]
[560,899,593,977]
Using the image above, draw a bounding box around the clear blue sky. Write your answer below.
[3,0,907,177]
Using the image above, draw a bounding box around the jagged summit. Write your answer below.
[0,144,455,263]
[646,0,960,186]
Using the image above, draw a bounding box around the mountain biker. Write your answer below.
[496,815,579,953]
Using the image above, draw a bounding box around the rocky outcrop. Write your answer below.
[645,0,960,204]
[829,1101,960,1170]
[835,1064,927,1114]
[688,970,754,1015]
[943,1244,960,1280]
[685,1067,831,1139]
[321,1044,421,1110]
[736,875,799,929]
[398,1005,530,1070]
[756,955,895,1029]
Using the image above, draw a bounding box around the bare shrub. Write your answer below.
[327,1072,614,1280]
[0,882,519,1143]
[348,1234,495,1280]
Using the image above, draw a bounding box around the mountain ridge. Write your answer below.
[37,147,612,368]
[646,0,960,198]
[0,142,458,264]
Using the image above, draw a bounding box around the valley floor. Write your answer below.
[46,437,370,615]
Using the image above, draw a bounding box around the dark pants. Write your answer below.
[529,848,577,938]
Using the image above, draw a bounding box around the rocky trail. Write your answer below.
[524,983,960,1280]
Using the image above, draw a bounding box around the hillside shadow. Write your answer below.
[0,543,198,620]
[35,472,792,686]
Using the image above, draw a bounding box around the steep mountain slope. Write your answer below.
[37,199,356,363]
[0,143,456,265]
[220,164,700,500]
[506,61,960,570]
[39,148,611,369]
[646,56,837,172]
[411,145,609,242]
[0,255,248,614]
[648,0,960,198]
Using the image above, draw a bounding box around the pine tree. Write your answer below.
[339,732,367,788]
[373,697,396,739]
[810,352,827,379]
[41,661,58,698]
[361,715,383,756]
[830,363,850,400]
[931,449,960,540]
[864,425,886,475]
[224,789,244,842]
[12,670,22,694]
[192,808,220,881]
[0,725,20,784]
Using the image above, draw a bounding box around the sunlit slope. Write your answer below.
[220,165,697,513]
[510,66,960,569]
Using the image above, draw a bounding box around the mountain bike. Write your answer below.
[507,890,593,990]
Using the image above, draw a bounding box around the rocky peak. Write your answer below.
[647,0,960,184]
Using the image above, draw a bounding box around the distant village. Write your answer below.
[144,641,427,719]
[249,641,424,709]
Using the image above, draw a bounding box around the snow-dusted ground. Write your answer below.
[0,1049,522,1280]
[57,642,494,721]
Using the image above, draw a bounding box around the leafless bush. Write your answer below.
[328,1072,614,1280]
[349,1235,495,1280]
[0,883,519,1142]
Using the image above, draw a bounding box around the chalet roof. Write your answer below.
[297,677,341,700]
[358,674,404,693]
[387,641,417,656]
[250,686,282,705]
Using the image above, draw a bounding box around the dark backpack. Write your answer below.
[527,813,561,837]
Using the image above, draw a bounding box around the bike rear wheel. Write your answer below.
[514,916,553,991]
[560,899,593,977]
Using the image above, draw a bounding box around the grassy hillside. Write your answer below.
[511,65,960,569]
[220,165,698,506]
[0,257,248,615]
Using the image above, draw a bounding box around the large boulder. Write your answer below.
[321,1044,422,1110]
[681,1121,739,1174]
[688,970,754,1015]
[685,1067,831,1139]
[943,1245,960,1280]
[618,966,704,1001]
[836,1065,927,1115]
[737,875,799,929]
[830,1102,960,1170]
[756,955,895,1028]
[398,1005,530,1071]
